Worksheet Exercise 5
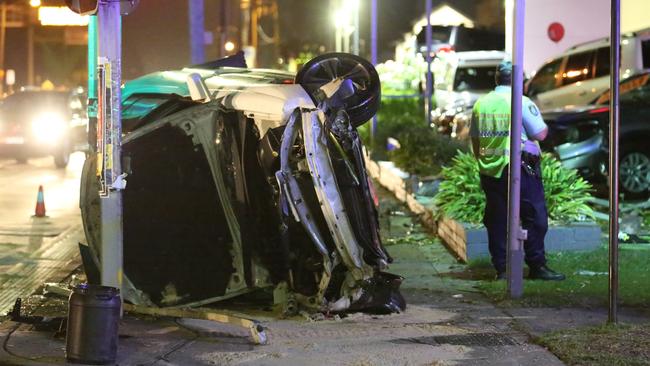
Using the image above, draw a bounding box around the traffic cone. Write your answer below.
[34,185,46,218]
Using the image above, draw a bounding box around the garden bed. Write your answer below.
[365,154,602,263]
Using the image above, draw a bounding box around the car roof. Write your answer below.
[436,51,507,68]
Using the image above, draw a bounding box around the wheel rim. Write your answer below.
[620,152,650,194]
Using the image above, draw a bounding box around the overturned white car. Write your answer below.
[80,53,405,314]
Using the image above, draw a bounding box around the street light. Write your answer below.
[332,0,358,53]
[30,0,41,7]
[224,40,235,52]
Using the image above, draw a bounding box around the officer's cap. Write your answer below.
[495,59,513,84]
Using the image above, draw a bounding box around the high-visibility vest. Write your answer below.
[473,91,513,178]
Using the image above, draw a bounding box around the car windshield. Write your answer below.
[1,91,68,112]
[453,66,496,91]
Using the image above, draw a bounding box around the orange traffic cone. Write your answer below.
[34,185,46,218]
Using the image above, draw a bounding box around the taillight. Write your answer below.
[437,45,455,54]
[367,177,379,208]
[588,106,610,115]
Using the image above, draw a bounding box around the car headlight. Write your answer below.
[31,113,66,143]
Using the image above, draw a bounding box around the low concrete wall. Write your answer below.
[365,156,602,263]
[439,218,602,262]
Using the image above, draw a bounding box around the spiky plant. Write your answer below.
[434,152,594,224]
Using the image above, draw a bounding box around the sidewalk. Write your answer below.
[0,211,566,366]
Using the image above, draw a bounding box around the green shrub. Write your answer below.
[389,126,469,176]
[434,152,595,224]
[358,97,423,159]
[358,97,467,175]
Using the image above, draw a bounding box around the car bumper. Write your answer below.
[554,134,607,183]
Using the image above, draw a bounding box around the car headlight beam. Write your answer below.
[31,112,66,143]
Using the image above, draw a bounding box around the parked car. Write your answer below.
[79,53,405,314]
[526,27,650,110]
[541,71,650,199]
[431,51,506,134]
[416,25,504,56]
[0,88,87,168]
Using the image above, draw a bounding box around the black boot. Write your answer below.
[528,265,566,281]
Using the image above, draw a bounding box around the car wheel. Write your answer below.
[54,151,70,169]
[619,147,650,199]
[15,156,27,164]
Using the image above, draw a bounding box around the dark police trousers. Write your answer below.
[479,164,547,273]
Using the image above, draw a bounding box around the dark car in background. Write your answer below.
[0,89,87,168]
[542,72,650,199]
[416,25,505,56]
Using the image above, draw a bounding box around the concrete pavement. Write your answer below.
[0,161,566,365]
[0,236,565,365]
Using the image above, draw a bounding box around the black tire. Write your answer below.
[295,53,380,127]
[54,152,70,169]
[53,143,71,169]
[619,144,650,200]
[80,156,101,257]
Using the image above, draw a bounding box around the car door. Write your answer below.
[560,49,609,107]
[527,58,563,109]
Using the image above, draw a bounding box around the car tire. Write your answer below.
[619,143,650,200]
[53,144,71,169]
[15,156,27,164]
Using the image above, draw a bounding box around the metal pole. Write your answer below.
[424,0,433,124]
[506,0,525,298]
[0,4,6,96]
[87,15,98,152]
[608,0,620,324]
[27,8,34,86]
[352,1,360,55]
[370,0,377,146]
[97,1,123,294]
[189,0,205,64]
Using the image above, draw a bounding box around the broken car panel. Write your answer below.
[80,53,405,314]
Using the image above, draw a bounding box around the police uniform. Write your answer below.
[470,67,564,280]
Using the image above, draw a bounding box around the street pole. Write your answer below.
[608,0,620,324]
[370,0,377,146]
[97,1,123,294]
[0,3,6,96]
[189,0,205,64]
[27,8,34,86]
[424,0,433,124]
[87,15,98,151]
[352,1,359,55]
[506,0,525,298]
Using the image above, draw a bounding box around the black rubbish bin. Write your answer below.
[66,284,121,365]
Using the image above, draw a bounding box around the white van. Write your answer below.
[526,27,650,110]
[433,50,507,109]
[431,51,507,134]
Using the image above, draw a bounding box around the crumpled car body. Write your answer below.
[80,53,405,314]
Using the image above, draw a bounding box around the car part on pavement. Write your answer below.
[123,304,268,345]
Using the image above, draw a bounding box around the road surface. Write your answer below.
[0,153,86,314]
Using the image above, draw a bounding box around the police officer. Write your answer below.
[470,60,565,281]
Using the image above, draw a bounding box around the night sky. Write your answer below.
[3,0,499,86]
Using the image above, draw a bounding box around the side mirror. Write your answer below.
[186,73,212,103]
